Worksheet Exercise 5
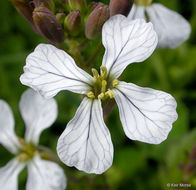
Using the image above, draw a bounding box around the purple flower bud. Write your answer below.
[88,2,106,12]
[33,7,64,44]
[10,0,40,33]
[109,0,134,17]
[64,10,82,36]
[68,0,87,12]
[85,4,109,40]
[88,2,98,11]
[33,0,55,11]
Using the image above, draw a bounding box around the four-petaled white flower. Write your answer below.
[0,89,66,190]
[20,15,178,174]
[128,1,191,48]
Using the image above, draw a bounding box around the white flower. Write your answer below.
[128,1,191,48]
[20,15,178,174]
[0,89,66,190]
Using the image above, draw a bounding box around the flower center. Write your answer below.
[17,138,37,162]
[87,66,119,100]
[135,0,152,6]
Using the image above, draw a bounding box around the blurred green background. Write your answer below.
[0,0,196,189]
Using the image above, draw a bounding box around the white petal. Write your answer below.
[20,44,94,99]
[128,5,146,20]
[19,89,57,145]
[102,15,157,79]
[0,100,21,154]
[113,81,178,144]
[57,98,113,174]
[146,3,191,48]
[0,158,25,190]
[26,155,66,190]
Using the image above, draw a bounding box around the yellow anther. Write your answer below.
[100,66,107,80]
[18,137,26,146]
[17,138,37,162]
[101,80,107,93]
[92,68,100,80]
[105,90,115,99]
[98,92,105,100]
[87,91,95,99]
[112,79,119,87]
[135,0,152,6]
[18,153,29,162]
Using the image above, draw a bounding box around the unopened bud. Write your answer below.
[88,2,105,12]
[64,10,81,36]
[109,0,134,17]
[33,7,64,43]
[68,0,87,12]
[10,0,39,33]
[56,13,66,25]
[33,0,55,11]
[85,5,109,39]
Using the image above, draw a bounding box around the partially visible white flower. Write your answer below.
[128,1,191,48]
[20,15,178,174]
[0,89,66,190]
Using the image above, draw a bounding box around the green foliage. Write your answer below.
[0,0,196,190]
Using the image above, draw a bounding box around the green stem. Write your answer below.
[77,39,90,52]
[86,41,102,68]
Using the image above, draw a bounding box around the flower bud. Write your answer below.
[89,2,98,11]
[33,7,64,43]
[56,13,66,25]
[33,0,55,11]
[85,4,109,40]
[64,10,82,36]
[10,0,39,32]
[109,0,134,17]
[68,0,87,12]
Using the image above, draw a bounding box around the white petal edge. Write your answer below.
[0,158,25,190]
[20,44,94,99]
[19,89,58,145]
[146,3,191,48]
[26,155,66,190]
[57,97,113,174]
[101,15,157,79]
[113,81,178,144]
[0,100,21,154]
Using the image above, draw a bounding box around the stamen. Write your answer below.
[18,137,37,162]
[98,92,105,100]
[100,66,107,80]
[87,66,117,100]
[18,153,29,162]
[112,79,119,87]
[92,68,100,80]
[87,91,95,99]
[135,0,152,6]
[105,90,115,99]
[101,80,107,93]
